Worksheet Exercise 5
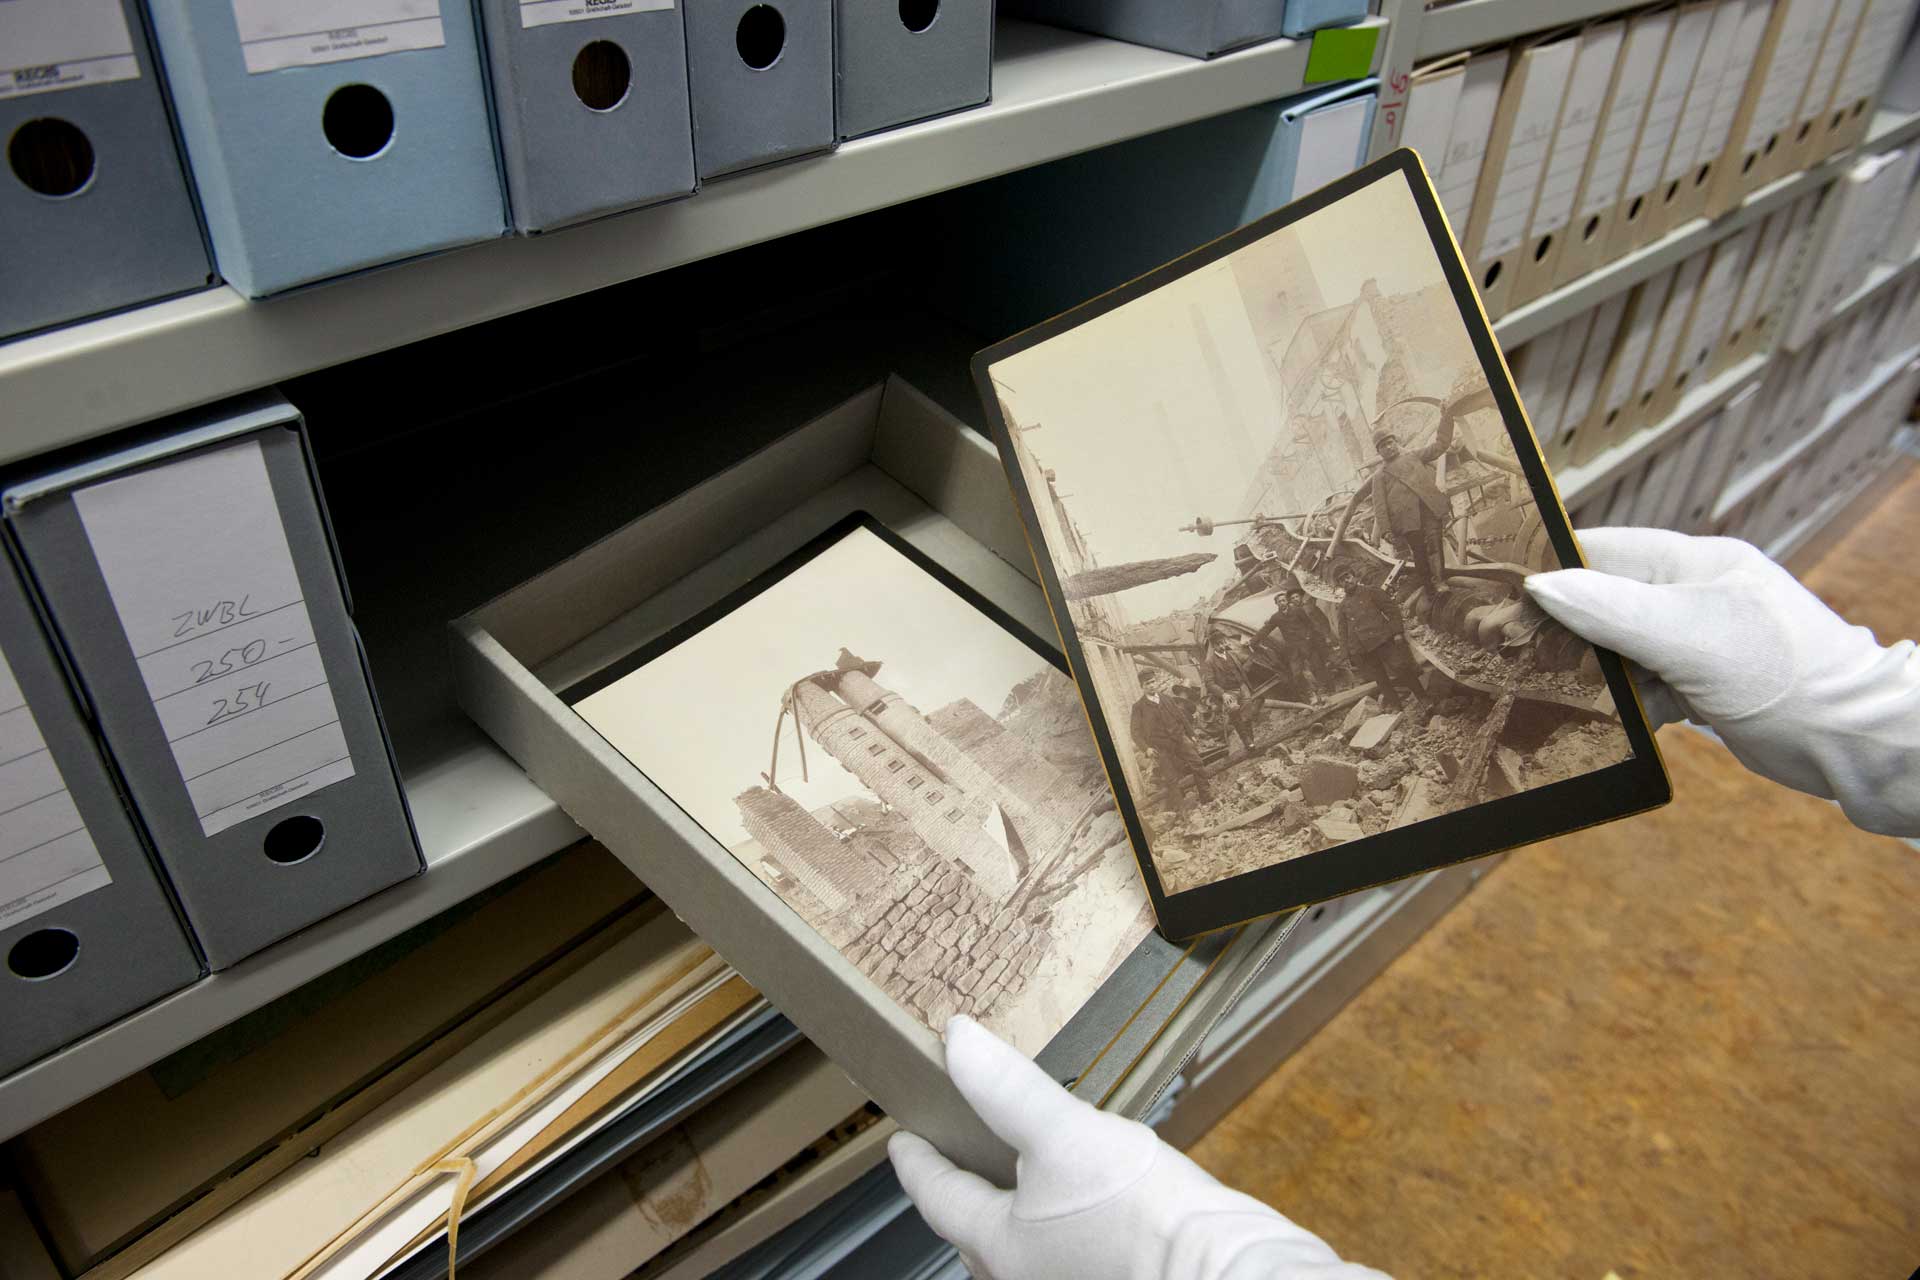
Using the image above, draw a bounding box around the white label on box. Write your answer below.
[1662,2,1743,185]
[0,0,139,100]
[1800,0,1870,123]
[1578,12,1671,220]
[72,441,356,838]
[1838,0,1915,104]
[1624,3,1712,198]
[1528,23,1622,237]
[1538,308,1596,438]
[1702,0,1775,161]
[231,0,443,73]
[1639,252,1710,398]
[1481,38,1578,261]
[1683,227,1757,369]
[1439,50,1509,235]
[520,0,671,29]
[1401,66,1464,187]
[0,650,111,928]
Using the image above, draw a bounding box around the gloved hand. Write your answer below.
[888,1015,1390,1280]
[1524,527,1920,836]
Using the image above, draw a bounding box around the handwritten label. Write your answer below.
[0,645,111,929]
[1481,38,1577,261]
[1528,23,1622,238]
[519,0,671,29]
[1800,0,1870,126]
[1704,0,1777,160]
[1637,252,1709,399]
[1562,292,1629,430]
[1661,1,1742,186]
[1601,269,1676,417]
[1438,50,1508,236]
[1740,0,1830,153]
[1623,3,1710,200]
[230,0,443,74]
[0,0,139,100]
[1837,0,1915,106]
[72,441,355,838]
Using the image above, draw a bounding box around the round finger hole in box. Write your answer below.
[9,118,95,197]
[323,84,394,159]
[9,928,79,980]
[573,40,631,110]
[736,5,786,69]
[899,0,939,32]
[264,814,325,865]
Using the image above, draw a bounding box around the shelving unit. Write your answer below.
[1415,0,1642,58]
[0,16,1381,465]
[1558,354,1771,506]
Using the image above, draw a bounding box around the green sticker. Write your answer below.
[1303,25,1379,85]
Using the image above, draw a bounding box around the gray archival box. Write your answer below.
[834,0,993,139]
[0,545,201,1076]
[474,0,697,232]
[686,0,836,180]
[0,0,212,339]
[3,397,423,970]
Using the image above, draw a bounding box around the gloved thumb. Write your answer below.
[889,1130,1008,1246]
[1523,568,1712,678]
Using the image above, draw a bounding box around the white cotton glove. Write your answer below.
[1524,527,1920,836]
[888,1015,1390,1280]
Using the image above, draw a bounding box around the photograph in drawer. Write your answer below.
[976,150,1671,939]
[568,516,1153,1056]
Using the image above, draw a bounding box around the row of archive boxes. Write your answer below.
[0,397,422,1077]
[1400,0,1920,321]
[3,0,995,332]
[1567,272,1920,541]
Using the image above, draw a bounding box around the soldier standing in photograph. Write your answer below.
[1251,586,1341,703]
[1369,414,1456,599]
[1333,564,1423,711]
[1128,671,1213,826]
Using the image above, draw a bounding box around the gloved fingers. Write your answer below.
[889,1130,1011,1251]
[941,1015,1094,1158]
[1623,663,1686,730]
[1572,526,1762,585]
[1523,569,1712,677]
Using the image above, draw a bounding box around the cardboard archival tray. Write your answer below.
[451,376,1297,1184]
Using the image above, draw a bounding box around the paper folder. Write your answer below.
[1463,32,1578,318]
[1513,20,1624,305]
[1555,6,1672,286]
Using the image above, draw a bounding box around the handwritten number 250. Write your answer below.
[191,638,269,685]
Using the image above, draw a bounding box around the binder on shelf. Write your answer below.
[1552,291,1629,470]
[1626,434,1689,527]
[1737,190,1821,359]
[0,543,201,1077]
[1434,47,1509,241]
[1279,0,1368,39]
[1536,307,1598,448]
[2,397,424,969]
[1824,0,1918,157]
[142,0,504,297]
[1247,79,1377,209]
[1400,57,1465,192]
[685,0,833,181]
[1782,0,1870,174]
[1606,1,1712,260]
[1462,32,1578,319]
[1556,6,1672,286]
[1574,266,1677,464]
[1513,20,1623,305]
[1686,0,1775,227]
[1635,248,1711,425]
[1756,0,1843,186]
[1509,326,1565,449]
[0,0,212,340]
[833,0,991,139]
[998,0,1286,59]
[474,0,695,231]
[1646,0,1743,238]
[1669,226,1757,396]
[1707,0,1828,211]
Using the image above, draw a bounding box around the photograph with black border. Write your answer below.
[975,149,1671,940]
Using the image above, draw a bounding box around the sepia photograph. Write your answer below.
[982,159,1645,906]
[570,520,1153,1055]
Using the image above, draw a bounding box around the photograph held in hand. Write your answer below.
[978,150,1670,938]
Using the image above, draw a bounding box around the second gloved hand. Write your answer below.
[1524,526,1920,836]
[889,1015,1390,1280]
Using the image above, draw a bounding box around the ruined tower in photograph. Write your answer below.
[786,673,1022,898]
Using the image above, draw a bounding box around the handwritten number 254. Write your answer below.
[207,681,270,727]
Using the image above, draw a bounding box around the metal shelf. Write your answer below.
[1558,353,1772,506]
[1715,342,1920,519]
[0,16,1382,464]
[1818,252,1920,336]
[1416,0,1642,59]
[0,730,581,1143]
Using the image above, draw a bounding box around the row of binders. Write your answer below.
[1402,0,1920,321]
[0,398,422,1078]
[2,0,995,333]
[1566,264,1920,541]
